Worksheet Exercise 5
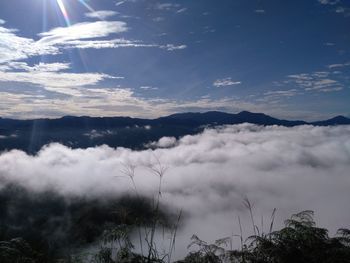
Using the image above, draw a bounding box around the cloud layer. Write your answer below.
[0,124,349,256]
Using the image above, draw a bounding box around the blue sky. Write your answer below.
[0,0,349,120]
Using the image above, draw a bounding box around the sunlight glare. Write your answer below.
[77,0,95,13]
[56,0,71,26]
[55,0,98,27]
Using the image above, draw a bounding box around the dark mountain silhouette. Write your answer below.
[311,115,350,126]
[0,111,349,153]
[164,111,308,126]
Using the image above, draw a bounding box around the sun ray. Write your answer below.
[77,0,95,13]
[56,0,71,26]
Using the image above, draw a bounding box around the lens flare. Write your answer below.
[56,0,71,26]
[78,0,95,13]
[55,0,99,27]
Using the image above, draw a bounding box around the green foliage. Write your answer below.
[179,210,350,263]
[0,238,42,263]
[246,210,350,263]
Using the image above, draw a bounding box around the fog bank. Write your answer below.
[0,124,350,257]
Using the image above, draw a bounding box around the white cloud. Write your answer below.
[337,7,350,17]
[0,19,186,98]
[116,1,126,6]
[0,125,350,258]
[0,19,5,25]
[153,17,165,22]
[38,21,128,46]
[318,0,350,16]
[0,134,17,139]
[140,86,159,91]
[176,8,188,14]
[264,89,298,97]
[284,71,344,92]
[83,129,117,139]
[154,3,187,14]
[261,89,299,103]
[155,3,180,11]
[5,62,71,72]
[85,10,119,20]
[0,71,113,95]
[255,9,266,13]
[63,39,156,49]
[328,62,350,69]
[0,86,328,121]
[317,0,350,17]
[0,20,186,67]
[160,44,187,51]
[115,0,138,6]
[318,0,340,5]
[148,136,177,148]
[329,64,344,69]
[0,25,58,64]
[0,62,118,96]
[214,78,242,87]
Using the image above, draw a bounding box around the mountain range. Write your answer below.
[0,111,349,153]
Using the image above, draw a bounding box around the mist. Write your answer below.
[0,124,350,258]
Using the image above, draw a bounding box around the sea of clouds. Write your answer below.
[0,123,350,257]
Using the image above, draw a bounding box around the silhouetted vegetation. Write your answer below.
[1,206,349,262]
[0,167,349,262]
[0,183,170,262]
[177,210,350,263]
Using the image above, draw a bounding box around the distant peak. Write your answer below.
[331,115,348,120]
[237,111,266,116]
[238,110,252,115]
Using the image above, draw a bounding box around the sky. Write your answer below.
[0,0,350,120]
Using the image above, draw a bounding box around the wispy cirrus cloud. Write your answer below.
[155,2,187,14]
[318,0,340,5]
[140,86,159,91]
[4,62,71,72]
[116,1,126,6]
[335,6,350,17]
[85,10,119,20]
[0,62,118,96]
[0,20,186,64]
[255,9,266,14]
[155,3,180,11]
[0,82,309,120]
[286,72,344,92]
[61,38,156,49]
[317,0,350,17]
[255,89,300,105]
[0,21,125,96]
[160,44,187,51]
[213,78,242,87]
[0,24,58,64]
[328,62,350,69]
[176,8,188,14]
[115,0,139,6]
[37,21,128,45]
[263,89,298,97]
[0,19,186,97]
[1,21,128,64]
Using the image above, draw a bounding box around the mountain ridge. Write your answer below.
[1,110,349,125]
[1,111,349,153]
